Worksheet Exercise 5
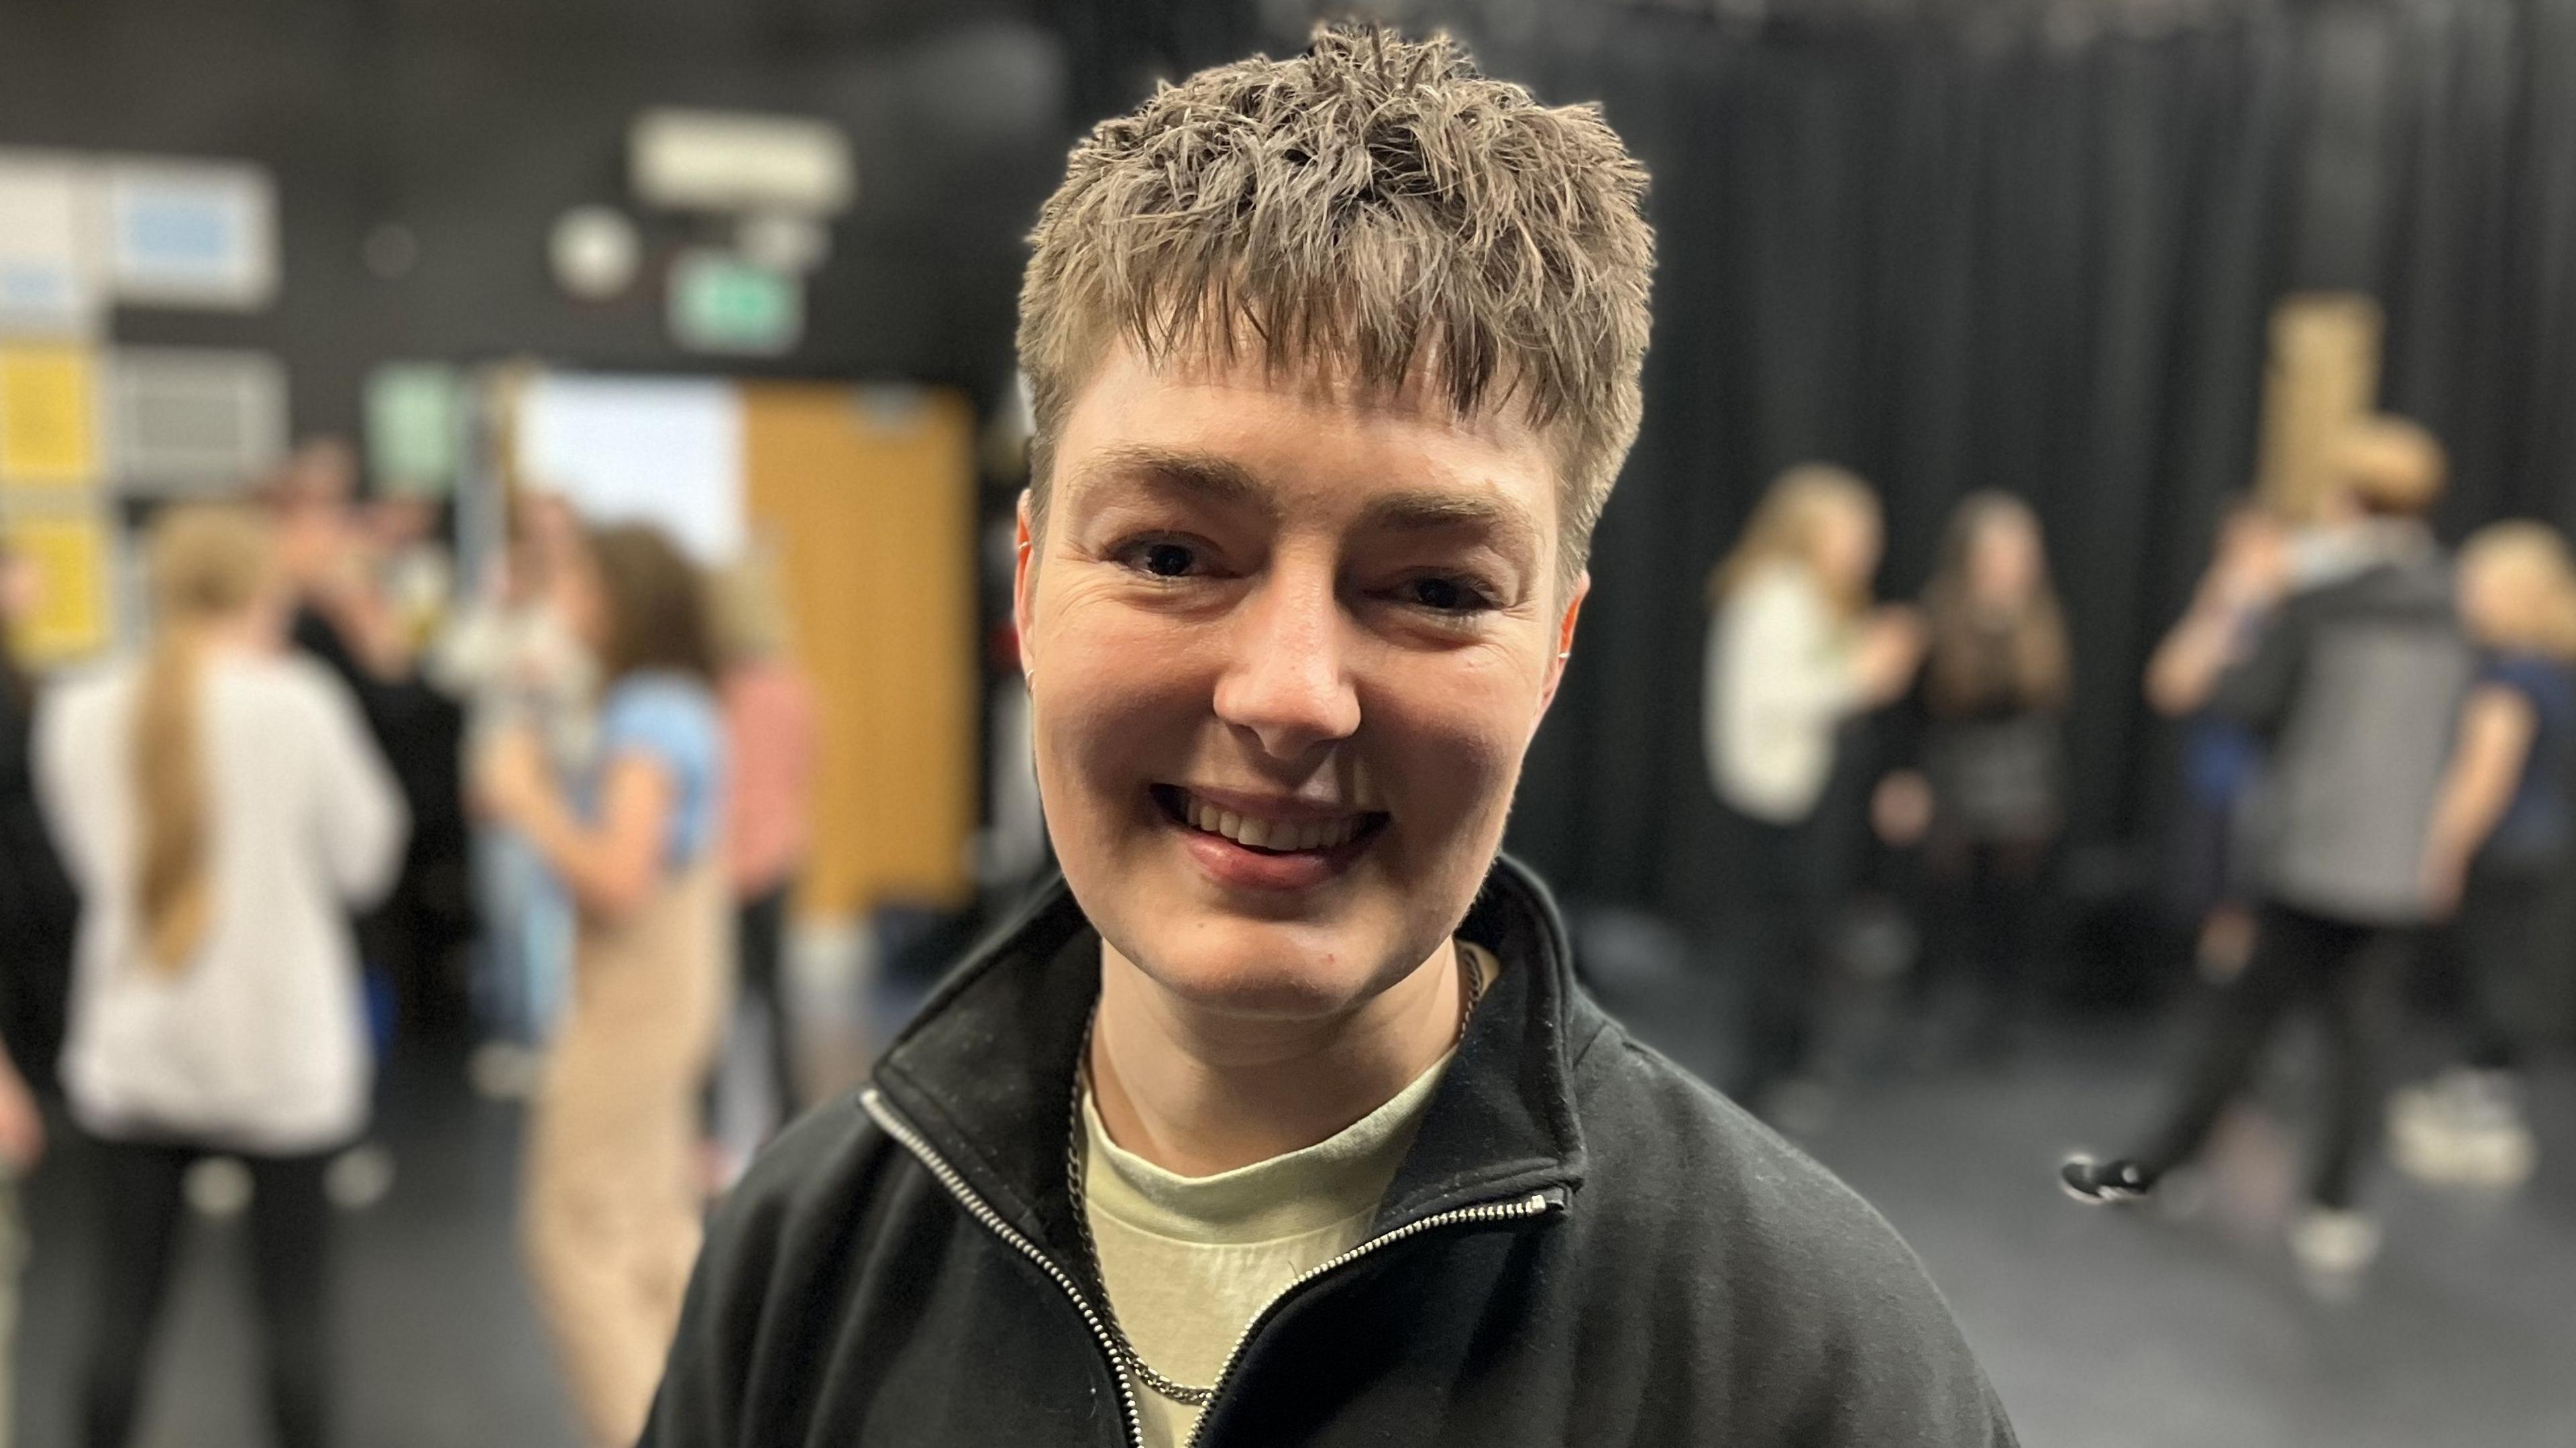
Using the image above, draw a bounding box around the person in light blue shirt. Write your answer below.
[476,520,731,1446]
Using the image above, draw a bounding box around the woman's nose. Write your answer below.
[1212,567,1360,761]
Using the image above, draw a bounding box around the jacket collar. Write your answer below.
[867,854,1595,1263]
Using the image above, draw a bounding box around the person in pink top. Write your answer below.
[714,557,818,1131]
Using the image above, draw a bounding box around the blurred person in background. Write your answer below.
[1,537,72,1448]
[474,521,731,1448]
[269,439,476,1064]
[1874,492,2071,1066]
[270,440,413,683]
[35,504,407,1448]
[427,490,596,1095]
[2146,498,2292,983]
[2063,418,2471,1294]
[1,539,78,1089]
[2391,521,2576,1188]
[1707,465,1924,1114]
[710,549,816,1151]
[0,1032,30,1448]
[645,25,2012,1448]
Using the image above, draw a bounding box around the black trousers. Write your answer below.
[1912,834,2050,1048]
[737,882,798,1118]
[81,1135,335,1448]
[1727,808,1841,1105]
[2452,862,2553,1070]
[2131,901,2407,1211]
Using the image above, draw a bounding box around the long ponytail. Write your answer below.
[132,506,272,977]
[135,628,212,972]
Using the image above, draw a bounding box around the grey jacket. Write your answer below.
[2217,525,2473,925]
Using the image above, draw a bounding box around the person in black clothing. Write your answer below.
[2391,521,2576,1188]
[641,25,2013,1448]
[1875,492,2071,1064]
[1,537,75,1441]
[268,443,476,1042]
[0,539,78,1100]
[2063,417,2474,1293]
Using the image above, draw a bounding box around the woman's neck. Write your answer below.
[1087,936,1464,1177]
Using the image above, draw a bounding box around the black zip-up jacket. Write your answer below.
[643,858,2017,1447]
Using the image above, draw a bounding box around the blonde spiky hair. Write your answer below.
[1017,20,1656,581]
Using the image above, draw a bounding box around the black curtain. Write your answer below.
[1354,0,2576,932]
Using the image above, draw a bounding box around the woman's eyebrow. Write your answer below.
[1077,445,1277,519]
[1356,490,1543,572]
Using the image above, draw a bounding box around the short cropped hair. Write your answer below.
[1018,21,1655,582]
[2329,415,2447,517]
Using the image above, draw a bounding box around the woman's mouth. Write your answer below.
[1150,784,1388,889]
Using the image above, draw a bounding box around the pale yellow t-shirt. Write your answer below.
[1080,943,1495,1447]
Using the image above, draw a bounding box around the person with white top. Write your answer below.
[36,504,407,1448]
[1705,464,1923,1111]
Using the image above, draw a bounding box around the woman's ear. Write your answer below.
[1012,491,1038,680]
[1536,571,1591,728]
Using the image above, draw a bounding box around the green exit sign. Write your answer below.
[669,249,801,355]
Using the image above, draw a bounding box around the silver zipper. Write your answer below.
[867,1087,1560,1448]
[860,1088,1148,1448]
[1180,1188,1561,1448]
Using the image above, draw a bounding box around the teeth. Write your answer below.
[1179,793,1366,852]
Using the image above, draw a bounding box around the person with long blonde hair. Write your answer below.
[2391,521,2576,1188]
[36,504,407,1448]
[1706,463,1923,1111]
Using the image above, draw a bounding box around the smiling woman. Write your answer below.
[642,23,2017,1448]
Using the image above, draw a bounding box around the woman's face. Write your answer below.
[1966,512,2043,608]
[551,547,610,655]
[1812,499,1883,594]
[1019,344,1585,1021]
[2460,555,2526,647]
[0,553,33,627]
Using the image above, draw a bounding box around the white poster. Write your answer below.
[0,151,102,335]
[109,347,289,492]
[104,159,278,309]
[518,373,744,563]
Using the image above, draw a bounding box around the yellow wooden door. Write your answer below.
[741,382,976,920]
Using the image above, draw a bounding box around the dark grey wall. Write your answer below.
[0,0,1077,443]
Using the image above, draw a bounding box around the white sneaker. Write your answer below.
[2390,1070,2538,1190]
[2390,1081,2467,1184]
[184,1156,255,1219]
[325,1142,396,1211]
[468,1041,545,1101]
[2290,1207,2381,1300]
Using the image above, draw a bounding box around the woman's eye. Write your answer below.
[1134,542,1197,577]
[1407,577,1493,614]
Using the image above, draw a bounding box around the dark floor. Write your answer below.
[11,1021,2575,1447]
[11,1050,584,1448]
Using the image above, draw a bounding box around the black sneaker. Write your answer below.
[2059,1153,2151,1204]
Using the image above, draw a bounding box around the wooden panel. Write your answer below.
[2255,292,2383,520]
[741,382,975,919]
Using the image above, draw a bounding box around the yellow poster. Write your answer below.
[3,506,114,664]
[0,343,102,487]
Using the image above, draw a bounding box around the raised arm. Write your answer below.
[480,731,678,926]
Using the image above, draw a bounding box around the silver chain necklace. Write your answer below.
[1067,946,1488,1406]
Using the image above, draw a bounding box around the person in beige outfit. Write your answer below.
[476,522,731,1448]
